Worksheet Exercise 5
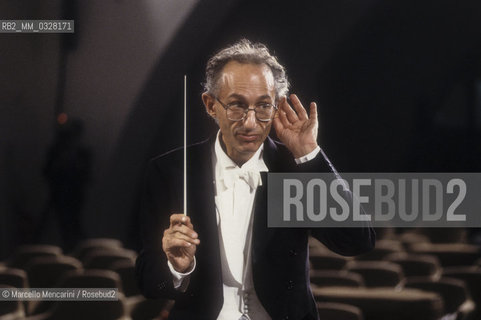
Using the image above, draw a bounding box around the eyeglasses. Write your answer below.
[214,96,277,122]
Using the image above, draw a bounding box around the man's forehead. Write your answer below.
[218,61,275,97]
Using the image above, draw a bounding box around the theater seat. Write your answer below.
[58,269,122,290]
[383,253,441,279]
[408,243,480,267]
[309,254,348,271]
[396,231,430,248]
[312,286,443,320]
[417,228,467,244]
[0,285,25,319]
[355,240,403,261]
[317,302,364,320]
[442,267,481,319]
[345,261,403,288]
[111,260,140,297]
[25,256,83,315]
[129,297,174,320]
[372,227,396,240]
[310,270,364,288]
[73,238,123,262]
[26,293,128,320]
[8,245,62,269]
[404,276,474,315]
[475,258,481,268]
[83,249,137,270]
[22,270,126,319]
[25,256,82,288]
[309,237,330,253]
[0,268,28,288]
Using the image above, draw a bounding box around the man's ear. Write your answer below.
[202,93,216,119]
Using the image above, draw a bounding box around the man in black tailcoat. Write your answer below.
[136,39,375,320]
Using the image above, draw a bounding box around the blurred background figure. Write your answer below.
[39,115,92,251]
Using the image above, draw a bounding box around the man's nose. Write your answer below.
[243,108,258,128]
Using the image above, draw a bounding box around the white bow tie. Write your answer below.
[221,168,262,191]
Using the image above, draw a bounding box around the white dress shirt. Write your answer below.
[213,131,270,320]
[168,131,320,319]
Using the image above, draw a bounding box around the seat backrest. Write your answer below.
[25,255,83,288]
[408,243,480,267]
[311,270,364,288]
[475,258,481,268]
[354,240,402,261]
[0,284,25,318]
[48,292,126,320]
[0,268,28,288]
[442,267,481,308]
[397,231,430,249]
[419,228,467,244]
[312,286,444,320]
[384,253,441,279]
[8,245,62,269]
[404,276,469,314]
[83,249,136,270]
[310,255,347,271]
[345,261,403,287]
[58,269,122,290]
[130,297,174,320]
[317,302,364,320]
[73,238,123,261]
[111,260,140,297]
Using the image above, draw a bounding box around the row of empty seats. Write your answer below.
[308,228,481,320]
[0,239,170,320]
[1,228,480,320]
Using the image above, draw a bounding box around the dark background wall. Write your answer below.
[0,0,480,258]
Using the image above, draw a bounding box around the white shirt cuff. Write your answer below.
[167,257,196,290]
[295,146,321,164]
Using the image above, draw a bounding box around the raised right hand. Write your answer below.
[162,214,200,273]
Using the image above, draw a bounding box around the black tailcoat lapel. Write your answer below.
[178,138,224,316]
[251,137,282,260]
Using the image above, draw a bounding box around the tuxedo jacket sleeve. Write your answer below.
[135,136,375,320]
[136,139,225,319]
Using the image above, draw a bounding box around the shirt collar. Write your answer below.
[214,131,268,191]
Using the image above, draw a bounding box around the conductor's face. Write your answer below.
[202,61,276,165]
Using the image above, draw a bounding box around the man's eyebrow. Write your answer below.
[256,94,273,101]
[226,93,273,101]
[226,93,247,101]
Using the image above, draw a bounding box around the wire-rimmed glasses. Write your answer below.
[215,97,277,122]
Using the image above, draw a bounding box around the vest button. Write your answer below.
[286,280,294,290]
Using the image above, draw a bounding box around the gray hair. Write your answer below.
[203,39,289,100]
